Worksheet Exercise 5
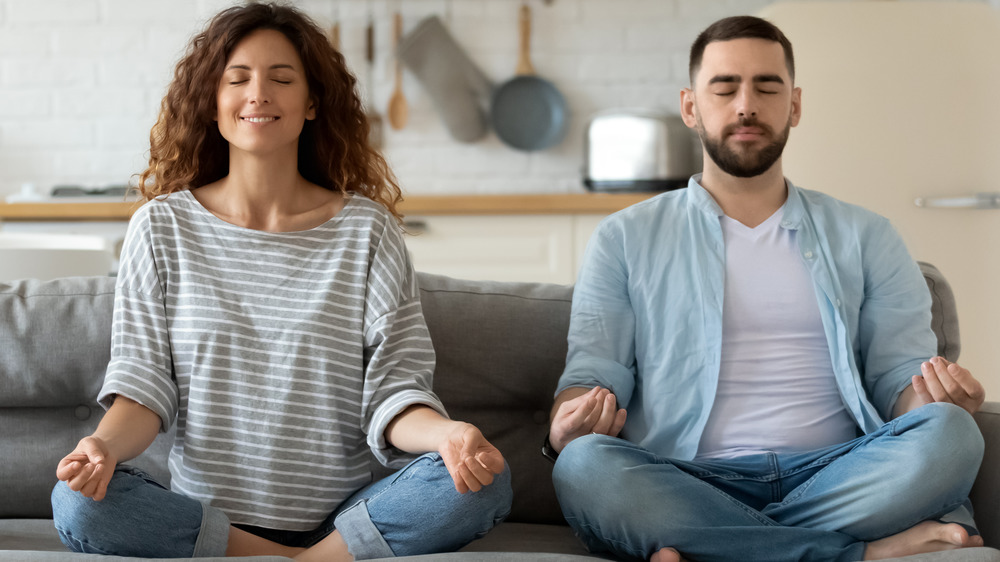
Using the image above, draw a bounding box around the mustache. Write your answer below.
[723,117,774,137]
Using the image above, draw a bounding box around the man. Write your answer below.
[547,15,986,562]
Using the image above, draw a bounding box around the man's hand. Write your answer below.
[911,356,986,415]
[56,436,117,501]
[894,356,986,418]
[549,386,626,454]
[437,422,506,494]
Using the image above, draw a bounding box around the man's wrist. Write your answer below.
[541,433,560,463]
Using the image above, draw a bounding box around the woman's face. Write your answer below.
[215,29,315,159]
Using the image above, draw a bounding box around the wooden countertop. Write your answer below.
[0,193,659,221]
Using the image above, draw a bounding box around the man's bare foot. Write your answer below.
[651,546,686,562]
[293,530,353,562]
[864,520,983,560]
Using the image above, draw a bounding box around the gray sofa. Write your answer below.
[1,264,998,562]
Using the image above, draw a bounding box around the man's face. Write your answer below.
[681,38,801,178]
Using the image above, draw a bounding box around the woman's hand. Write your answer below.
[56,436,117,501]
[385,405,506,493]
[436,422,506,494]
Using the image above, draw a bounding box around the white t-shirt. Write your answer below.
[696,207,858,459]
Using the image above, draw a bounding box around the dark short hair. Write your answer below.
[688,16,794,84]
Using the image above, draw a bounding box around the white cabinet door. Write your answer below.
[404,215,576,284]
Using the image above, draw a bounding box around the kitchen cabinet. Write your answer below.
[0,193,656,283]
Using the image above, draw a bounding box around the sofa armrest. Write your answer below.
[972,401,1000,547]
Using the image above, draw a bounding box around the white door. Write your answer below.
[760,2,1000,399]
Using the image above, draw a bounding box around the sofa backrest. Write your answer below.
[0,262,959,524]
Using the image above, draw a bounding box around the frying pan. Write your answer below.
[490,4,568,151]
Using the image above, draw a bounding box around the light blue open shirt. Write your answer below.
[556,175,936,461]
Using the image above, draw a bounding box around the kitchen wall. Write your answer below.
[0,0,993,198]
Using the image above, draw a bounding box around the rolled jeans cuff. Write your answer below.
[192,503,230,558]
[334,500,395,560]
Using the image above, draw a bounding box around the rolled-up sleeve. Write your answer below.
[557,219,638,407]
[857,218,937,420]
[361,219,447,467]
[97,208,179,432]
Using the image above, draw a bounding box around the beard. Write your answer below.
[697,115,792,178]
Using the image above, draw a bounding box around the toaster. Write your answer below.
[583,109,699,192]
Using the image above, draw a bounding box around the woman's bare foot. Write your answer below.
[864,520,983,560]
[293,530,353,562]
[651,546,685,562]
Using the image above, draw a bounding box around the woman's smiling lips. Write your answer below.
[240,114,280,124]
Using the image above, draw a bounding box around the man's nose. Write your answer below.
[735,86,757,118]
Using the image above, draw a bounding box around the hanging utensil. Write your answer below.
[490,3,568,151]
[365,7,384,149]
[387,11,409,130]
[329,21,340,51]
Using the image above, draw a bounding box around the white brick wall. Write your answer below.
[0,0,991,198]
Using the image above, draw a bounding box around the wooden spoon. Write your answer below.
[387,11,408,130]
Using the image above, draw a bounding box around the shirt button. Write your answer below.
[804,250,814,259]
[836,299,842,307]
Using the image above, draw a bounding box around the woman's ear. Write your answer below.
[306,97,317,121]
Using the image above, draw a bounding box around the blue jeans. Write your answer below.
[51,453,512,559]
[553,403,983,562]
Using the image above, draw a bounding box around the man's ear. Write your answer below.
[789,86,802,127]
[680,88,698,129]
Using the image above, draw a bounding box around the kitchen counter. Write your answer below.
[0,193,660,221]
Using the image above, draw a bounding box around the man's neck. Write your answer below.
[699,162,789,228]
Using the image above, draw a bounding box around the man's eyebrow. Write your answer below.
[706,74,786,86]
[753,74,785,84]
[707,74,740,85]
[224,63,298,71]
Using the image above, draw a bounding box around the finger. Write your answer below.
[591,393,619,435]
[609,408,627,437]
[455,463,478,493]
[56,459,83,482]
[80,466,103,499]
[910,375,934,405]
[66,463,97,493]
[930,358,965,399]
[920,361,955,403]
[476,449,506,475]
[463,454,494,489]
[90,462,114,502]
[944,362,986,403]
[564,395,600,430]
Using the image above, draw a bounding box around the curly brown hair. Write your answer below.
[138,1,403,219]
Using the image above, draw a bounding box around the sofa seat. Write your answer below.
[1,267,997,561]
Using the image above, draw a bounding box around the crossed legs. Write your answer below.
[553,403,984,562]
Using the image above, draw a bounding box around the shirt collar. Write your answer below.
[687,174,806,231]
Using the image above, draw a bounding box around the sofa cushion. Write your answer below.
[0,276,172,518]
[918,261,960,362]
[415,272,573,525]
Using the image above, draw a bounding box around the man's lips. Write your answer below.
[727,126,766,141]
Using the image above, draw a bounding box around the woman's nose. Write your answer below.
[248,78,270,105]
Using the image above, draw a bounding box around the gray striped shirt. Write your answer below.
[98,190,446,530]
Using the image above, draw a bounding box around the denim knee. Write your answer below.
[51,480,110,555]
[348,454,513,558]
[906,402,984,480]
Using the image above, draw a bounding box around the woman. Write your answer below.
[50,3,511,560]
